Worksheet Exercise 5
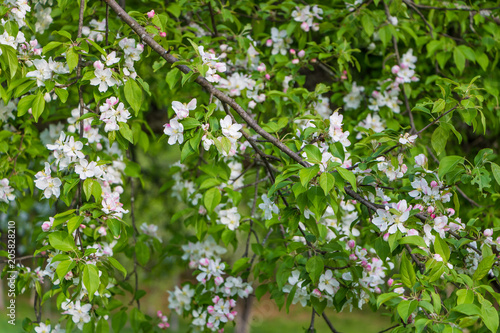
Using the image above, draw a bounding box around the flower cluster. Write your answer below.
[292,5,323,32]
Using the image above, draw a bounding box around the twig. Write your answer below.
[105,3,110,46]
[416,104,459,136]
[379,324,400,333]
[405,244,424,274]
[208,2,218,37]
[322,312,341,333]
[402,0,434,38]
[309,308,316,332]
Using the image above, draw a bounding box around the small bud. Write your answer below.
[484,229,493,237]
[147,10,155,18]
[347,240,355,249]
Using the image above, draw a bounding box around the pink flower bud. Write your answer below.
[291,58,299,65]
[391,65,400,74]
[289,49,296,55]
[447,208,455,216]
[79,224,86,229]
[147,10,155,18]
[300,21,310,31]
[207,322,214,328]
[214,276,224,286]
[484,229,493,237]
[414,204,424,211]
[218,329,224,333]
[93,60,104,70]
[212,295,220,303]
[41,222,52,232]
[407,229,419,236]
[265,73,271,80]
[374,287,381,294]
[157,310,163,318]
[427,206,435,214]
[388,278,394,286]
[430,181,438,188]
[383,233,389,241]
[347,240,355,249]
[298,50,305,58]
[159,32,166,37]
[266,39,273,47]
[311,58,317,63]
[431,214,436,219]
[199,258,210,266]
[349,254,357,261]
[207,306,215,314]
[257,63,266,72]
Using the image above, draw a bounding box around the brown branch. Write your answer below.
[104,0,309,170]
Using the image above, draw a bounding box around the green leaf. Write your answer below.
[67,215,83,235]
[400,254,416,289]
[124,79,143,116]
[119,122,134,143]
[453,303,482,316]
[434,235,450,262]
[431,125,449,155]
[48,231,77,252]
[319,172,335,195]
[55,87,69,103]
[112,311,128,333]
[481,300,499,333]
[66,47,79,72]
[32,91,46,122]
[306,256,324,284]
[399,236,428,248]
[56,259,76,281]
[453,48,465,73]
[438,156,464,179]
[181,117,201,130]
[432,99,446,114]
[361,15,374,36]
[204,187,221,213]
[83,264,100,298]
[490,163,500,185]
[42,41,62,54]
[397,300,418,323]
[472,254,495,281]
[135,241,150,266]
[17,95,35,117]
[108,257,127,278]
[336,167,357,191]
[0,44,18,78]
[231,257,250,274]
[299,165,319,187]
[83,178,93,201]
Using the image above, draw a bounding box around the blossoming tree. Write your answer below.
[2,0,500,332]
